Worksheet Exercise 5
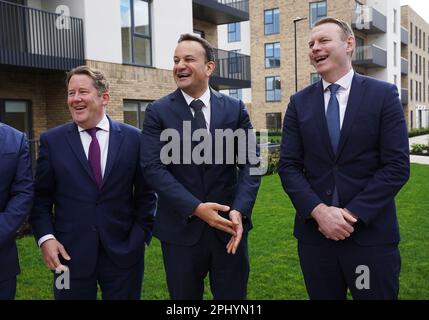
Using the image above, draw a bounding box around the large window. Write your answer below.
[310,73,321,84]
[0,99,31,138]
[265,42,280,68]
[228,50,241,74]
[123,100,151,129]
[264,8,279,35]
[266,112,282,132]
[309,1,327,27]
[229,89,242,100]
[265,76,281,102]
[121,0,151,66]
[228,22,241,42]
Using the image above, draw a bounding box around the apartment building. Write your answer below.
[248,0,402,131]
[0,0,251,160]
[401,5,429,129]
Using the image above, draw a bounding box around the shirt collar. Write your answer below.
[322,69,354,92]
[78,113,110,132]
[181,87,211,108]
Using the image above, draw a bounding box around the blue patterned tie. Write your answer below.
[326,84,341,154]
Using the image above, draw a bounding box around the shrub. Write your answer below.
[410,143,429,155]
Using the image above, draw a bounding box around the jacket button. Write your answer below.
[326,189,332,196]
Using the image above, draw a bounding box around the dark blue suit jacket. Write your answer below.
[0,123,33,282]
[141,88,261,246]
[279,73,410,246]
[30,118,156,278]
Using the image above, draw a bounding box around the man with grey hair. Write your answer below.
[30,65,156,299]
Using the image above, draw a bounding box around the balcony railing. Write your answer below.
[401,57,408,75]
[401,88,408,105]
[351,5,386,34]
[353,44,387,68]
[192,0,249,25]
[210,48,251,89]
[401,27,409,45]
[0,0,84,70]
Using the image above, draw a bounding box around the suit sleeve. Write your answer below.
[0,133,33,245]
[231,100,261,219]
[345,84,410,224]
[133,146,157,245]
[278,96,323,219]
[140,103,202,219]
[29,133,56,241]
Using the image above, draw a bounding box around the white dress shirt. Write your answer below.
[38,114,110,247]
[322,69,354,129]
[181,88,211,131]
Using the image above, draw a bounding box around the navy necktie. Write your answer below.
[326,84,341,154]
[87,127,102,188]
[190,99,207,130]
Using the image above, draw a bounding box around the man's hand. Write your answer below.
[192,202,236,236]
[40,239,71,271]
[226,210,243,255]
[311,204,357,241]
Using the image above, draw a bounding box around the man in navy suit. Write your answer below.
[30,66,156,300]
[279,18,410,299]
[141,34,260,299]
[0,123,33,299]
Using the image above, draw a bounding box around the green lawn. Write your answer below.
[15,164,429,299]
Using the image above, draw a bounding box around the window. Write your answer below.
[419,29,422,49]
[264,8,280,35]
[228,23,241,42]
[394,74,397,85]
[410,22,413,43]
[415,26,418,45]
[410,80,413,100]
[393,42,397,67]
[415,53,418,74]
[265,76,281,102]
[355,36,364,60]
[229,89,242,100]
[424,32,426,51]
[410,50,413,73]
[265,42,280,68]
[194,29,205,38]
[410,110,413,129]
[393,9,397,34]
[420,55,422,76]
[121,0,152,66]
[420,82,422,102]
[310,73,320,84]
[228,50,241,74]
[123,100,151,129]
[266,112,282,132]
[309,1,327,27]
[0,100,31,137]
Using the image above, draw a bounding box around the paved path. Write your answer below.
[409,134,429,165]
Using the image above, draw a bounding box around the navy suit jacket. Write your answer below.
[279,73,410,246]
[30,117,156,278]
[140,88,261,246]
[0,123,33,282]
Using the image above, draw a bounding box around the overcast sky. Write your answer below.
[401,0,429,23]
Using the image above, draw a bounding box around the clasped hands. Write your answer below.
[311,203,358,241]
[192,202,243,255]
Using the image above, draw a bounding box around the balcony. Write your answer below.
[401,27,409,45]
[401,57,408,75]
[353,44,387,68]
[401,88,408,105]
[351,6,386,34]
[0,0,84,71]
[192,0,249,25]
[210,48,251,90]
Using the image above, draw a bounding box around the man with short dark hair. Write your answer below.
[30,66,156,300]
[279,18,410,300]
[141,34,261,299]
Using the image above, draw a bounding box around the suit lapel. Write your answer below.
[65,122,94,181]
[0,125,4,153]
[103,117,125,187]
[169,88,194,123]
[209,88,225,135]
[336,73,365,158]
[313,80,336,159]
